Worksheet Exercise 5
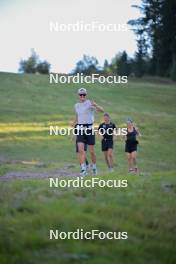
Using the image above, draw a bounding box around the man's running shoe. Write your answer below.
[86,164,90,171]
[92,168,97,176]
[80,169,87,176]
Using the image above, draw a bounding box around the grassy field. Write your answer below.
[0,72,176,264]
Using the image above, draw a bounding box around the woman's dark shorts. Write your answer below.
[101,139,114,151]
[125,141,138,153]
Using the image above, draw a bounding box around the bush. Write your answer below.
[19,49,50,74]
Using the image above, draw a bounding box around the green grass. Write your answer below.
[0,72,176,264]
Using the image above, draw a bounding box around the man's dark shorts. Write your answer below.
[76,126,95,146]
[101,139,113,151]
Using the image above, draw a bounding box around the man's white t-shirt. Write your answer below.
[75,100,95,124]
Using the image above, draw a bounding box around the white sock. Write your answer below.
[81,163,86,170]
[92,163,96,169]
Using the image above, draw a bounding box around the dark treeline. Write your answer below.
[72,53,133,77]
[128,0,176,80]
[73,0,176,80]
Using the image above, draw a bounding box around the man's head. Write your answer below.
[103,112,110,123]
[78,88,87,102]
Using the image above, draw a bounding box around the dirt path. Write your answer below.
[0,158,101,181]
[0,157,81,181]
[0,169,80,181]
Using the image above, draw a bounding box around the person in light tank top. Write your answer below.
[74,88,104,176]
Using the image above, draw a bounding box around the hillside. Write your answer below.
[0,72,176,264]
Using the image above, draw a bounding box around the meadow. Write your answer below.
[0,72,176,264]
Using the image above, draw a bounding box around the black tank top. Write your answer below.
[126,127,138,142]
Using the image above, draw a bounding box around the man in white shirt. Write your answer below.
[74,88,104,176]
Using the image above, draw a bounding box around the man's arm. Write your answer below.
[97,124,103,140]
[72,114,78,127]
[91,100,104,112]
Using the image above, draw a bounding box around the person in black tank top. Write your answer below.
[98,113,117,172]
[125,118,141,173]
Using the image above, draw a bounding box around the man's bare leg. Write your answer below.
[78,142,86,175]
[89,145,96,164]
[89,145,97,175]
[78,142,85,164]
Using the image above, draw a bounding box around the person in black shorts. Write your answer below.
[125,118,141,173]
[74,88,104,176]
[98,113,117,172]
